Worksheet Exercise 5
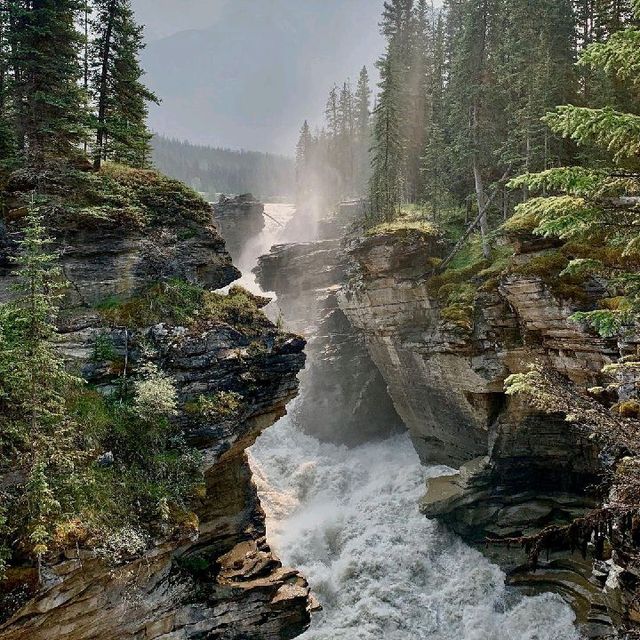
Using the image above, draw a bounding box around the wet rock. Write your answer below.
[0,209,311,639]
[213,194,265,263]
[255,236,404,445]
[339,228,633,635]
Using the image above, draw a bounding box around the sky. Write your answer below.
[131,0,386,156]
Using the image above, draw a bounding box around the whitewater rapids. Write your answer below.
[250,413,581,640]
[247,204,581,640]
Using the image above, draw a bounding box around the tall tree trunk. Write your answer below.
[83,1,89,155]
[472,102,490,259]
[94,0,116,170]
[473,156,490,258]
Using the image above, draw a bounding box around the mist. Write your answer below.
[131,0,385,154]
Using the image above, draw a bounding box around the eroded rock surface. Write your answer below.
[213,194,265,263]
[255,228,403,445]
[0,196,312,639]
[339,228,635,635]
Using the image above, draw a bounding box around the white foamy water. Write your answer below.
[245,203,582,639]
[250,415,582,640]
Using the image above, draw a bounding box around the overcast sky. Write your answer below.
[130,0,386,155]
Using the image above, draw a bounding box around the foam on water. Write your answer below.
[250,414,582,640]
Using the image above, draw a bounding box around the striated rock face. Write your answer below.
[339,229,632,635]
[213,194,265,263]
[0,199,312,639]
[338,230,491,465]
[255,233,404,445]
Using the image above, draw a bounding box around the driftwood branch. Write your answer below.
[437,168,511,273]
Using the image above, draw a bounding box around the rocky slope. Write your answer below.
[339,226,640,636]
[0,168,313,640]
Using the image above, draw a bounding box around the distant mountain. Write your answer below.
[152,135,295,200]
[138,0,384,155]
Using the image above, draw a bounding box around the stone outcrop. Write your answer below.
[255,224,403,446]
[213,194,265,263]
[0,183,312,639]
[339,227,637,636]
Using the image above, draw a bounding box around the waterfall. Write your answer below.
[247,204,582,640]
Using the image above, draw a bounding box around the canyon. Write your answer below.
[0,182,637,640]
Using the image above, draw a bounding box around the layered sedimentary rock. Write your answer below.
[213,194,265,263]
[255,215,403,445]
[339,228,637,635]
[0,178,312,639]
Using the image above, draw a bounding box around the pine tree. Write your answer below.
[507,0,640,336]
[495,0,577,178]
[0,3,15,165]
[370,53,403,220]
[295,120,314,202]
[338,81,355,195]
[421,10,447,216]
[10,0,87,163]
[92,0,158,169]
[354,66,372,194]
[0,199,82,572]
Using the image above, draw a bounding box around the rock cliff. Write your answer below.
[212,194,265,264]
[0,168,312,640]
[339,226,640,636]
[254,206,403,445]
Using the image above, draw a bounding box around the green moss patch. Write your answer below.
[4,162,211,230]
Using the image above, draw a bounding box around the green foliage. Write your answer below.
[507,168,610,198]
[571,308,629,338]
[186,391,244,422]
[0,206,202,577]
[201,286,268,334]
[91,0,159,169]
[507,10,640,338]
[6,163,212,230]
[365,205,439,237]
[544,106,640,163]
[97,278,204,327]
[96,163,211,226]
[505,196,600,239]
[9,0,89,163]
[0,202,87,566]
[579,29,640,85]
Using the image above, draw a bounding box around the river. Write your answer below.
[246,204,582,640]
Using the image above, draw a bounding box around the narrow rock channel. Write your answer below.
[218,201,584,640]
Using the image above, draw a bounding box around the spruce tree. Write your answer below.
[354,66,372,194]
[92,0,158,169]
[0,199,82,572]
[0,3,15,166]
[10,0,87,163]
[370,53,403,220]
[338,81,355,196]
[507,0,640,336]
[295,120,313,202]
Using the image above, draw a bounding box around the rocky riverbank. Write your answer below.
[338,224,640,636]
[0,168,313,640]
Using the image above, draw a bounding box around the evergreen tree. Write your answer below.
[370,54,403,220]
[92,0,158,169]
[295,120,314,202]
[507,0,640,336]
[354,66,372,194]
[421,11,447,216]
[0,199,83,572]
[0,3,15,165]
[9,0,87,163]
[338,81,355,195]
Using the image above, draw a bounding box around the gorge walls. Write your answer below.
[338,226,640,636]
[0,169,313,640]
